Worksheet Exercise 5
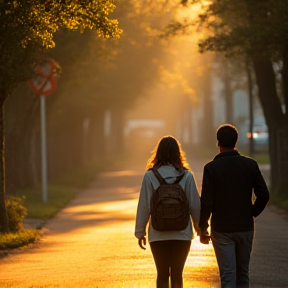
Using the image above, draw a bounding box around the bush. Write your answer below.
[0,229,40,249]
[6,196,27,232]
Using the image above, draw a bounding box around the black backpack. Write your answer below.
[150,168,190,231]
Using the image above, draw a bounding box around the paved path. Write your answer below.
[0,160,287,287]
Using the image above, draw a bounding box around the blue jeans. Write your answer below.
[212,230,254,288]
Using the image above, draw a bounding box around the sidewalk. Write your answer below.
[0,166,219,287]
[259,163,270,186]
[3,161,287,288]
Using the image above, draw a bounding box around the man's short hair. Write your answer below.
[217,124,238,148]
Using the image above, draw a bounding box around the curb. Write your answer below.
[23,219,47,230]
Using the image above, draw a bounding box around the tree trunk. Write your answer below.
[282,46,288,116]
[246,60,255,157]
[0,89,9,233]
[5,90,40,190]
[200,64,214,148]
[185,96,193,145]
[179,94,192,145]
[94,110,106,156]
[20,97,40,188]
[268,124,288,194]
[110,107,125,154]
[223,59,233,124]
[253,56,288,195]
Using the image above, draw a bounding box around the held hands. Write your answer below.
[199,230,211,245]
[138,232,211,248]
[138,236,146,250]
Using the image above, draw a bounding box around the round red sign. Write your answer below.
[29,59,61,96]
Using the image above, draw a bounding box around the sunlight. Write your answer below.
[184,237,220,286]
[187,237,216,267]
[94,199,138,214]
[176,2,202,22]
[58,198,138,222]
[100,170,144,177]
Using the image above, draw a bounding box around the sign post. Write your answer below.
[40,95,48,203]
[29,59,61,203]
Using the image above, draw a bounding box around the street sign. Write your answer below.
[29,58,60,96]
[28,58,61,203]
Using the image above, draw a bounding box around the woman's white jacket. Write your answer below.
[135,165,200,243]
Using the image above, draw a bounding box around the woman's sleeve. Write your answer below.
[185,171,201,233]
[134,172,152,239]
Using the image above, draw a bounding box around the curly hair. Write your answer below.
[146,135,190,170]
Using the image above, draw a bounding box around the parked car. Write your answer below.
[246,124,269,151]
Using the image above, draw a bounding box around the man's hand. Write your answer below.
[199,230,211,245]
[138,236,146,250]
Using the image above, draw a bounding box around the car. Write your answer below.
[246,124,269,151]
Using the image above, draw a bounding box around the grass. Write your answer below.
[269,193,288,211]
[23,185,78,219]
[252,152,270,164]
[0,229,40,250]
[17,154,119,219]
[239,149,270,164]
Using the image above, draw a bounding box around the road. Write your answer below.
[0,160,288,288]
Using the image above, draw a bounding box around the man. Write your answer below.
[199,124,269,288]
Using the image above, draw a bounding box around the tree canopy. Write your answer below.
[0,0,121,95]
[195,0,288,60]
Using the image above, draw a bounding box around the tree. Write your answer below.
[0,0,121,233]
[185,0,288,195]
[4,0,188,204]
[4,0,192,200]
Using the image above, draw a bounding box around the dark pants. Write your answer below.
[212,230,254,288]
[150,240,191,288]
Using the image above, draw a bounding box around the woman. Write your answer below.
[135,135,200,288]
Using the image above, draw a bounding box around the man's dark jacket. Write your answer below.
[199,150,270,233]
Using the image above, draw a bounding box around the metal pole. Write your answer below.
[40,95,48,203]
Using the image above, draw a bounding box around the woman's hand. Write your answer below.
[199,230,211,245]
[138,236,146,250]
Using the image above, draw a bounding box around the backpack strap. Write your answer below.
[152,168,185,185]
[174,172,185,184]
[152,168,167,185]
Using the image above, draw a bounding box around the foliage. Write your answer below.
[164,0,288,59]
[0,0,122,92]
[194,0,288,60]
[0,229,39,249]
[6,196,27,232]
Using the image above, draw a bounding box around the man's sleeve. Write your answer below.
[199,165,214,231]
[252,163,270,218]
